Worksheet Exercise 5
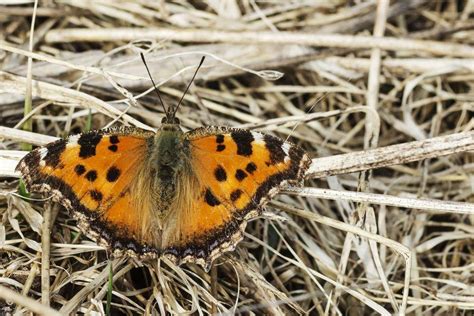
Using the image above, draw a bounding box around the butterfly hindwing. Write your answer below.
[16,126,157,254]
[161,127,311,265]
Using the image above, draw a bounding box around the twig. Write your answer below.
[365,0,388,149]
[0,285,62,316]
[18,262,39,304]
[0,71,152,131]
[44,28,474,57]
[0,126,58,145]
[22,0,39,142]
[41,202,52,306]
[0,43,143,81]
[282,187,474,215]
[313,0,429,34]
[324,57,474,73]
[307,131,474,179]
[210,264,218,315]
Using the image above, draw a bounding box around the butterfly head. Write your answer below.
[161,115,180,126]
[159,117,182,134]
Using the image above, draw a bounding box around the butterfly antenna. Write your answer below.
[284,95,325,144]
[171,56,205,118]
[140,53,169,119]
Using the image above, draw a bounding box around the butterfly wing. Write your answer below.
[162,127,311,266]
[16,126,159,255]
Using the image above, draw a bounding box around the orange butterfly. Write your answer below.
[16,56,311,268]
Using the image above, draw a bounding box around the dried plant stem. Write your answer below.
[307,131,474,178]
[20,262,39,295]
[314,0,429,34]
[41,202,52,306]
[343,1,391,314]
[0,126,58,146]
[365,0,388,149]
[15,261,40,316]
[325,57,474,73]
[22,0,38,143]
[0,71,151,131]
[210,264,218,315]
[271,201,411,314]
[283,187,474,215]
[0,43,143,81]
[0,285,62,316]
[44,28,474,57]
[59,257,124,314]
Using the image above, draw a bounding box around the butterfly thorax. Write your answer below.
[151,124,190,206]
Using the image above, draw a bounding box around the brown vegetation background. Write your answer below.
[0,1,473,315]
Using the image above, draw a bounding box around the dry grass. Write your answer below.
[1,1,473,315]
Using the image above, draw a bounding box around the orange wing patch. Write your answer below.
[162,127,310,266]
[17,126,157,254]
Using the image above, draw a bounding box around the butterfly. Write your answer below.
[16,56,311,268]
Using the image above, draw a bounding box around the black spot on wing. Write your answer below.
[85,170,97,182]
[90,190,103,202]
[106,166,120,182]
[216,144,226,152]
[74,164,86,175]
[264,134,286,165]
[230,189,242,202]
[231,131,253,156]
[235,169,247,181]
[78,133,102,158]
[216,134,224,143]
[214,166,227,182]
[109,135,120,144]
[44,140,66,167]
[245,162,257,174]
[240,145,309,215]
[108,145,118,152]
[204,188,220,207]
[24,174,161,257]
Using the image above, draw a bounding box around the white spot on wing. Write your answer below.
[252,132,265,145]
[39,148,48,160]
[282,142,291,156]
[66,135,80,147]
